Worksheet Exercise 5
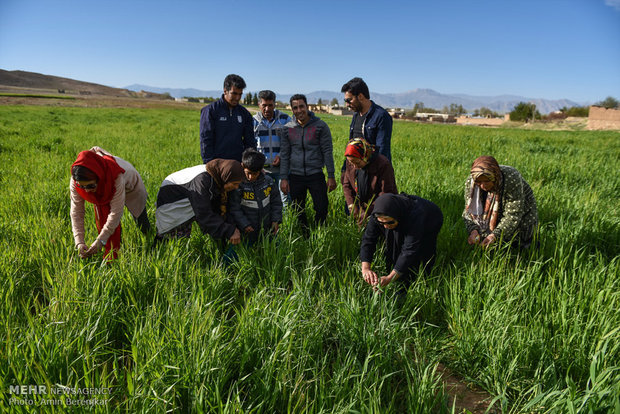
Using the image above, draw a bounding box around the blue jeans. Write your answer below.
[266,170,290,208]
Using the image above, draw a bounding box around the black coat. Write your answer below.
[360,193,443,281]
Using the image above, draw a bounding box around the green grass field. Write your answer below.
[0,105,618,413]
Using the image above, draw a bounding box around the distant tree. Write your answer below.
[275,100,285,108]
[161,92,173,100]
[474,107,500,118]
[542,111,567,121]
[244,92,252,105]
[595,96,619,109]
[564,106,589,117]
[252,93,259,106]
[406,102,443,118]
[317,98,323,107]
[443,103,466,116]
[330,98,339,106]
[187,97,200,103]
[510,102,541,122]
[412,102,425,115]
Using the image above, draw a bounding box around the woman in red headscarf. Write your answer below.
[342,138,397,225]
[70,147,150,259]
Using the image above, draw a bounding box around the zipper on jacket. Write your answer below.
[301,124,306,175]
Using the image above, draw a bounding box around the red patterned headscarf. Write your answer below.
[345,138,374,164]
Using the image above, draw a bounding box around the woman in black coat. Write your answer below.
[360,193,443,290]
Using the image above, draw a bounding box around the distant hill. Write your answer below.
[0,69,170,99]
[125,84,223,100]
[126,84,583,114]
[0,70,582,113]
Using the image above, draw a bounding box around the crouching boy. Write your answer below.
[229,148,283,244]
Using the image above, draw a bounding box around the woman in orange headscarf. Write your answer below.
[70,147,150,259]
[463,156,538,248]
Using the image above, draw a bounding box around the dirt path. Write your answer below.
[437,363,500,413]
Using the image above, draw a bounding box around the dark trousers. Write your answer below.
[133,207,151,234]
[289,172,328,229]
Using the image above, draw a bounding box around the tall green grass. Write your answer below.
[0,105,618,412]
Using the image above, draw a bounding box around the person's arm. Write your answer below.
[341,162,356,209]
[361,261,379,286]
[270,180,283,224]
[379,269,401,287]
[373,111,393,161]
[360,218,383,285]
[199,105,215,163]
[319,123,337,191]
[69,179,87,249]
[320,123,336,180]
[94,175,126,247]
[279,128,290,194]
[243,110,257,150]
[228,188,252,232]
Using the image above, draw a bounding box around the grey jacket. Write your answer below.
[280,112,335,179]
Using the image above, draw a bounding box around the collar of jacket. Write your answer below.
[254,109,282,123]
[358,100,378,119]
[218,95,245,113]
[293,111,318,128]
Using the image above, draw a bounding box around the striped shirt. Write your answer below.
[253,110,292,172]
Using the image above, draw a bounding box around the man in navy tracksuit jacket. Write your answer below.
[200,74,256,163]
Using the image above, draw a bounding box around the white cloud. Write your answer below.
[605,0,620,11]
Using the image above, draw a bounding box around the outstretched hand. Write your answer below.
[280,179,289,195]
[481,233,496,247]
[327,177,337,192]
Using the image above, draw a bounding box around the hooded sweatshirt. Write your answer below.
[279,112,335,179]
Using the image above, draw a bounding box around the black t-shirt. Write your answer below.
[352,112,367,139]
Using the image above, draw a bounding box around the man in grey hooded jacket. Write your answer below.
[280,94,336,229]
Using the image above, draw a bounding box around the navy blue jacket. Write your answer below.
[348,101,393,161]
[200,96,256,163]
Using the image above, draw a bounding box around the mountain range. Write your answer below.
[0,68,582,114]
[125,84,583,114]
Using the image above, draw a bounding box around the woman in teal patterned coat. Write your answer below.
[463,156,538,248]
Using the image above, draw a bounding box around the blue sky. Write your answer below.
[1,0,618,103]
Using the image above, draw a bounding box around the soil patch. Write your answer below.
[437,363,500,413]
